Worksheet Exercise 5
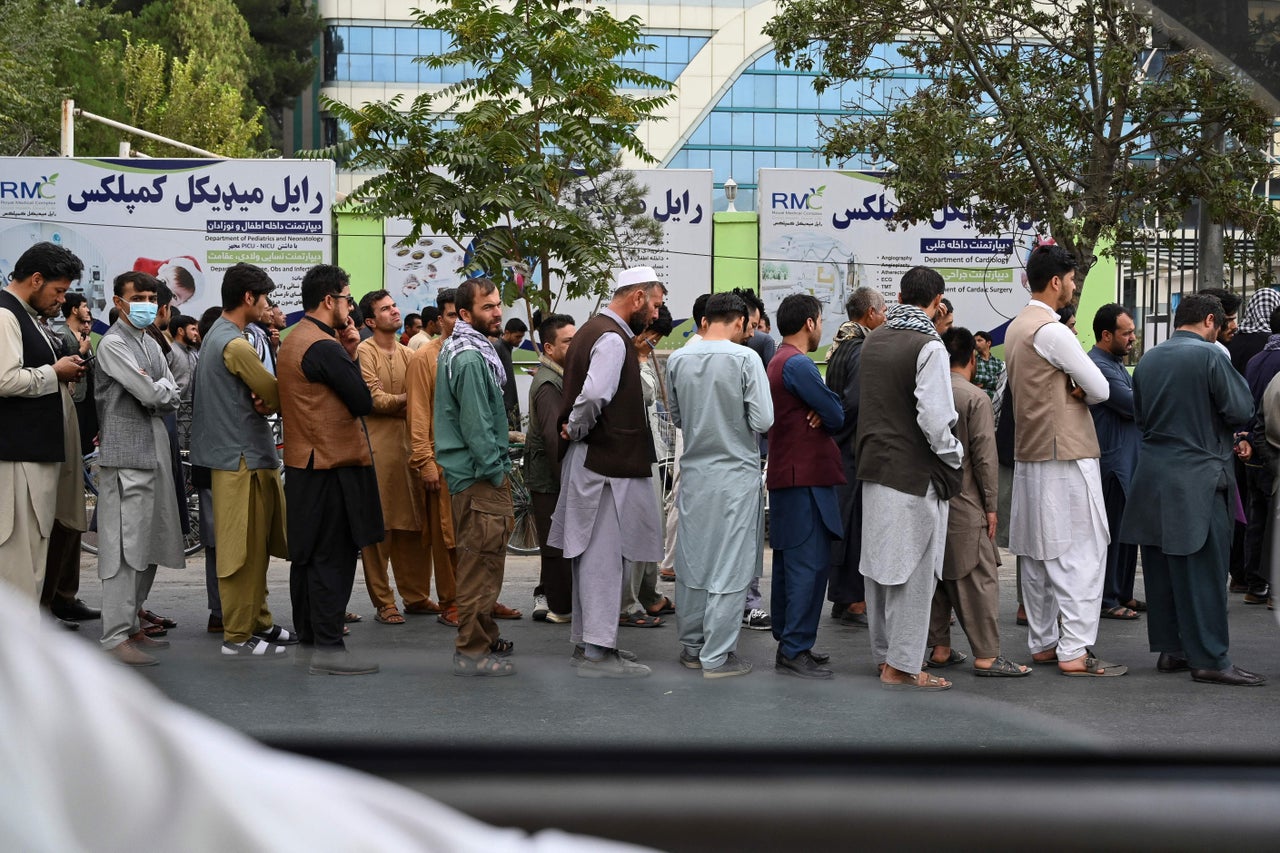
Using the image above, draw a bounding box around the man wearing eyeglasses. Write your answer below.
[277,265,384,676]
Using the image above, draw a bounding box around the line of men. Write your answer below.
[2,239,1268,687]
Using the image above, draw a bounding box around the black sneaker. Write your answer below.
[742,609,772,630]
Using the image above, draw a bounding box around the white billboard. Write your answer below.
[382,168,713,332]
[0,157,335,325]
[758,169,1038,346]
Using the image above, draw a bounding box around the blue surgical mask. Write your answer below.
[126,301,158,328]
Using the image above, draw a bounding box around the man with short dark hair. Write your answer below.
[191,263,293,659]
[407,307,441,351]
[168,313,200,442]
[356,290,431,625]
[1122,294,1262,685]
[399,312,423,347]
[278,264,382,675]
[435,278,516,676]
[928,328,1028,677]
[766,293,841,678]
[1,243,87,610]
[406,288,464,625]
[826,285,886,628]
[1006,244,1123,677]
[667,293,773,677]
[96,271,184,666]
[527,313,576,623]
[495,317,527,431]
[1088,304,1143,621]
[551,267,665,677]
[1199,287,1242,354]
[972,330,1004,408]
[858,266,963,690]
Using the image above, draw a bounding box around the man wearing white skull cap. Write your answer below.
[549,267,667,677]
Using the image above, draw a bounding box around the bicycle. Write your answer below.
[506,444,540,556]
[81,450,203,557]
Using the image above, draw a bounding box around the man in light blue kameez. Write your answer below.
[667,293,774,678]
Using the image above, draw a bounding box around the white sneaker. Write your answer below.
[532,593,549,621]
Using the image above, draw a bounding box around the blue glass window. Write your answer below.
[349,26,371,54]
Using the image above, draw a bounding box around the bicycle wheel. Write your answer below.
[81,453,100,555]
[181,460,203,556]
[506,457,540,555]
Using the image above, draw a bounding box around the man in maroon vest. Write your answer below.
[549,267,665,678]
[766,294,845,678]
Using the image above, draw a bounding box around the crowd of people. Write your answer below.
[0,238,1273,687]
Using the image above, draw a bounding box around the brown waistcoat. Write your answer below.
[557,312,655,478]
[1004,303,1100,462]
[277,317,374,469]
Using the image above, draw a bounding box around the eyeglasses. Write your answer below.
[330,292,355,307]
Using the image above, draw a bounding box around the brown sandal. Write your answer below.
[375,605,405,625]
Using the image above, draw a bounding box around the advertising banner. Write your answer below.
[757,169,1038,346]
[383,168,713,332]
[0,157,335,326]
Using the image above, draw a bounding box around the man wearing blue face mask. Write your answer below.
[95,271,185,667]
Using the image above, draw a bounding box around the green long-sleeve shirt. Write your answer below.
[434,347,511,493]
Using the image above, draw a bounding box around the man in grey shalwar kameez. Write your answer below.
[858,267,963,691]
[96,272,185,667]
[550,267,666,678]
[667,293,774,677]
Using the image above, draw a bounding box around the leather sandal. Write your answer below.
[375,605,405,625]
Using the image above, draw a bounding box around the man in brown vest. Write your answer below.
[278,264,383,676]
[858,266,964,691]
[549,267,665,678]
[1006,243,1125,677]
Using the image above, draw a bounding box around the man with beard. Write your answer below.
[858,267,963,690]
[278,265,382,676]
[550,267,665,678]
[1121,293,1262,685]
[1087,305,1143,622]
[0,242,86,601]
[435,278,517,676]
[1006,244,1123,678]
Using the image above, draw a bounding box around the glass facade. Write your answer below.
[668,44,928,210]
[325,26,707,86]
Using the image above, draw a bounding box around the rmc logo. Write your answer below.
[771,184,825,211]
[0,173,58,201]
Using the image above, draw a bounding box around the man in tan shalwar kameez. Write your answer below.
[406,288,461,625]
[356,290,432,624]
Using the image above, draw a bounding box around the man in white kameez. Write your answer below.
[667,293,774,678]
[96,272,185,667]
[550,267,665,678]
[1006,243,1127,677]
[857,267,964,691]
[0,243,86,601]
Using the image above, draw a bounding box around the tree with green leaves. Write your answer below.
[764,0,1280,286]
[314,0,673,320]
[235,0,325,146]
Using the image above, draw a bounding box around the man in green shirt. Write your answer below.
[434,278,515,677]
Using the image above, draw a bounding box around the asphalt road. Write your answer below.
[62,546,1280,757]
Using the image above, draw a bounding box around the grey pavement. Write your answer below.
[63,546,1280,755]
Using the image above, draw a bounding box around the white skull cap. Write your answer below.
[616,266,659,289]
